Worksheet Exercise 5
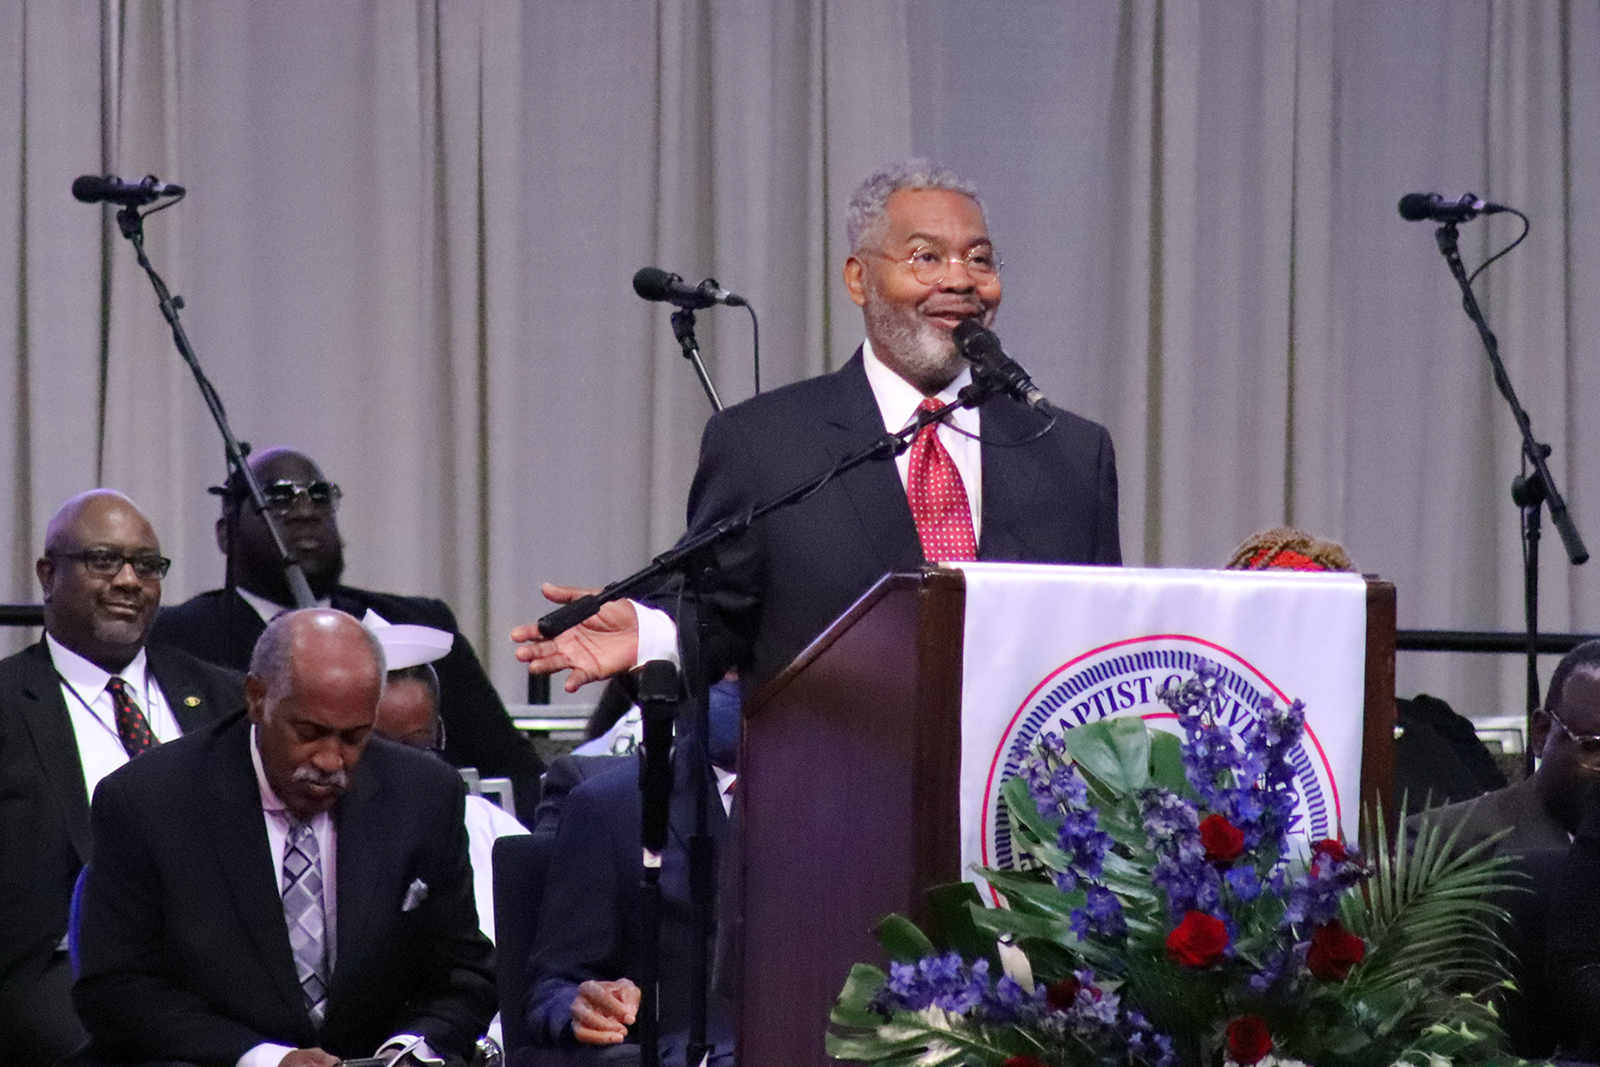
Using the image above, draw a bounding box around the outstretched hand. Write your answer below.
[511,583,640,692]
[570,977,641,1044]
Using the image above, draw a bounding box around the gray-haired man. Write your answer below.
[516,158,1122,694]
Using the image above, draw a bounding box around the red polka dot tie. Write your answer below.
[107,677,158,757]
[907,398,977,562]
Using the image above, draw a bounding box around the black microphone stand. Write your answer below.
[634,659,680,1067]
[539,374,1008,1067]
[1432,220,1587,772]
[110,202,315,609]
[537,379,999,641]
[673,308,724,412]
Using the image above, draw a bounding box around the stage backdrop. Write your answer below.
[1,2,1597,723]
[958,563,1369,895]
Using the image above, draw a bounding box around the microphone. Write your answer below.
[632,267,747,309]
[1397,192,1507,224]
[71,174,186,206]
[952,319,1051,412]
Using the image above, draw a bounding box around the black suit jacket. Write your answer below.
[152,585,544,824]
[0,639,241,1065]
[658,350,1121,687]
[72,712,496,1065]
[524,757,732,1063]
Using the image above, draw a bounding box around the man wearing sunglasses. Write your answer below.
[1409,639,1600,855]
[151,446,544,826]
[0,489,244,1065]
[515,159,1120,698]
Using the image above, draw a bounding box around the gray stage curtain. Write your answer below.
[2,0,1596,721]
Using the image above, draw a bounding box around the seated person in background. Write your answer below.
[523,681,741,1066]
[1406,639,1600,855]
[1225,525,1504,813]
[1223,524,1355,572]
[366,617,530,943]
[1542,721,1600,1060]
[0,489,243,1066]
[73,609,495,1067]
[151,445,543,825]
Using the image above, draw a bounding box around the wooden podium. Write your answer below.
[734,568,1396,1067]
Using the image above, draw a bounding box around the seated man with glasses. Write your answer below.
[1407,639,1600,855]
[151,446,545,826]
[0,489,244,1065]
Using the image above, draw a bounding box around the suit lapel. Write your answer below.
[822,352,924,574]
[977,396,1048,560]
[14,641,93,863]
[146,644,234,732]
[202,718,314,1025]
[329,753,385,994]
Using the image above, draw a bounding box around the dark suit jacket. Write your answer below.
[72,711,496,1065]
[1404,776,1570,857]
[151,585,544,824]
[0,639,241,1065]
[524,758,732,1064]
[657,350,1121,688]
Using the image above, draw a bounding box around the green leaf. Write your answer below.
[1060,716,1151,795]
[1147,729,1187,791]
[874,913,937,963]
[923,881,999,965]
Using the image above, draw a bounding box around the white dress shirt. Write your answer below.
[236,586,331,624]
[634,338,983,666]
[47,634,182,800]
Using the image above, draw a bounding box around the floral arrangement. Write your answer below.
[828,661,1522,1067]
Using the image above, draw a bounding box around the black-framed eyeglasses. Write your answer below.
[261,479,342,516]
[870,242,1003,285]
[1549,707,1600,763]
[50,548,171,580]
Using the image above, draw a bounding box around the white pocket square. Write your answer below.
[402,878,429,912]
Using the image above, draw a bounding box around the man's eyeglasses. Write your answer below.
[51,548,171,580]
[261,480,342,516]
[871,243,1003,285]
[1549,707,1600,764]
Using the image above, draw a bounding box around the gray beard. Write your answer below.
[861,296,964,389]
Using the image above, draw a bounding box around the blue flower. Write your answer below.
[1070,884,1128,939]
[1225,865,1263,903]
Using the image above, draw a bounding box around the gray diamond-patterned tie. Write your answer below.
[281,820,328,1026]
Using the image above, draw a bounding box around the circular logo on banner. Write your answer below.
[980,635,1341,882]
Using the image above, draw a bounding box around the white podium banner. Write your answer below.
[956,563,1369,897]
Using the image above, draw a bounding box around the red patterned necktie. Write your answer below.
[106,676,158,757]
[906,398,977,562]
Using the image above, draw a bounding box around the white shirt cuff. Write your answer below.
[633,602,680,668]
[237,1043,296,1067]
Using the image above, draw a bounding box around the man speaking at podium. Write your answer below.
[514,159,1121,694]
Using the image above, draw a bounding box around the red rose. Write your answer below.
[1306,919,1366,980]
[1199,813,1246,863]
[1004,1058,1050,1067]
[1045,976,1081,1011]
[1226,1014,1273,1066]
[1311,838,1347,862]
[1164,910,1230,968]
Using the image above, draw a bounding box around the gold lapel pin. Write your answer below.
[183,696,201,707]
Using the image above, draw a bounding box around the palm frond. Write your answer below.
[1339,801,1520,1042]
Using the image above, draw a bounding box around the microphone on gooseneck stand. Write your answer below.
[1397,192,1508,224]
[952,319,1053,412]
[632,267,748,309]
[71,174,186,206]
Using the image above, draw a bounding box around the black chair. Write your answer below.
[493,832,559,1054]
